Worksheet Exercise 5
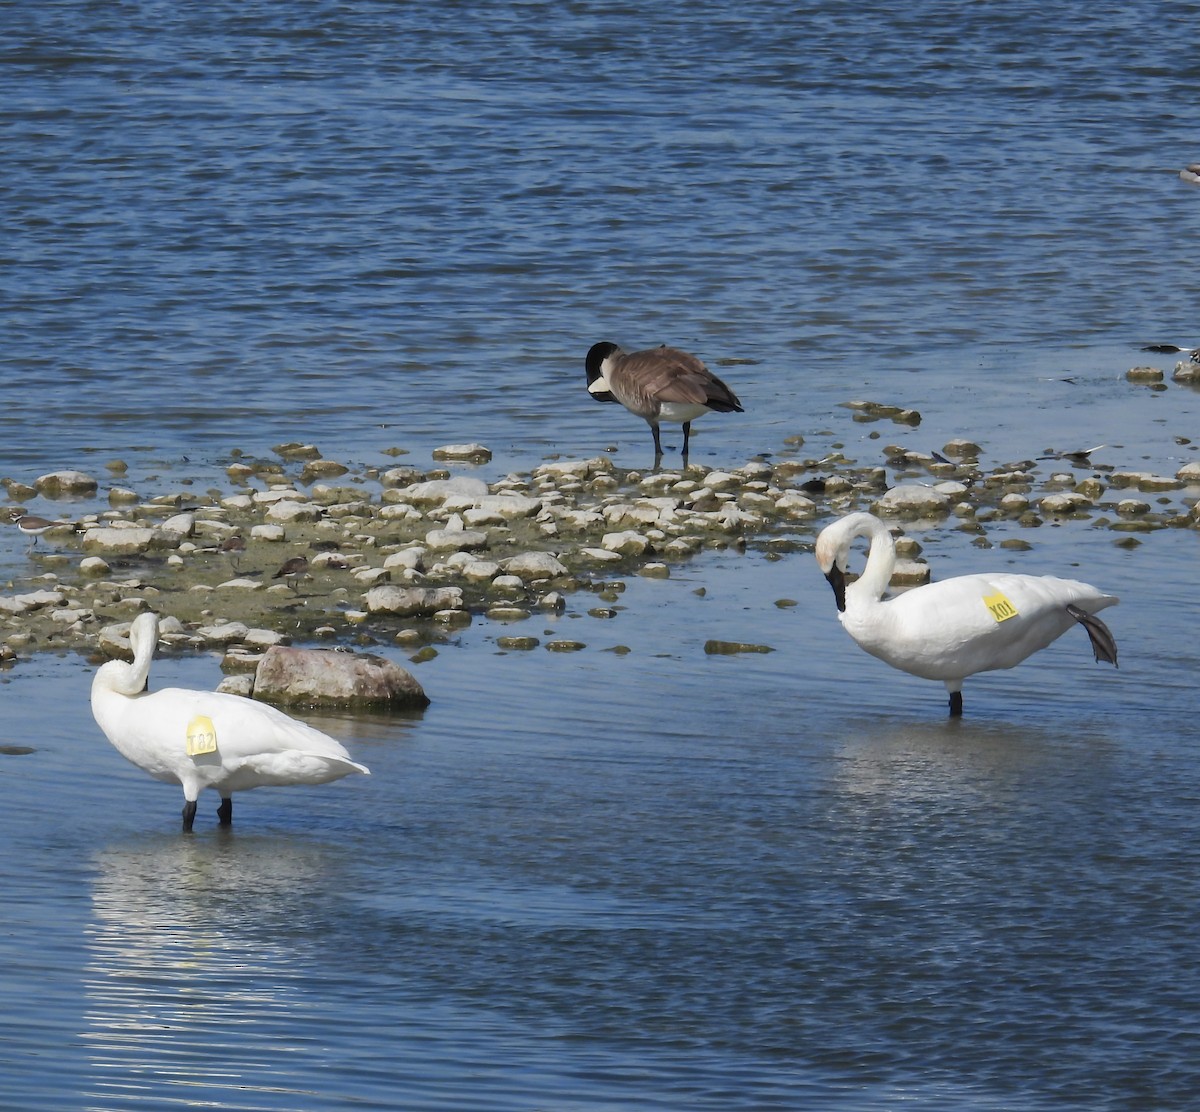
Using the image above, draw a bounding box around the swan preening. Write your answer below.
[815,512,1119,716]
[585,342,744,462]
[91,612,369,832]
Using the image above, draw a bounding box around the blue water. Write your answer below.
[3,2,1200,1108]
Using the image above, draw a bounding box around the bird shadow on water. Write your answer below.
[826,710,1116,807]
[81,832,345,1086]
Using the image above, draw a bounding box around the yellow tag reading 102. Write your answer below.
[186,714,218,757]
[983,590,1019,623]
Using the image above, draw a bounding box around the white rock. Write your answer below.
[250,524,287,542]
[378,503,423,521]
[403,477,490,506]
[0,589,68,614]
[432,442,492,461]
[581,547,623,562]
[244,628,288,649]
[353,567,392,586]
[35,470,98,496]
[82,527,175,555]
[266,500,322,523]
[701,470,740,491]
[876,483,952,515]
[195,621,249,646]
[253,488,307,505]
[364,585,464,616]
[383,548,426,571]
[1039,492,1091,514]
[533,457,613,480]
[602,530,651,556]
[501,552,569,580]
[216,675,255,697]
[79,556,111,577]
[774,492,816,516]
[160,512,195,536]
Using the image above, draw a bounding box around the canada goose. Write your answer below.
[585,342,744,462]
[91,611,369,832]
[814,512,1118,716]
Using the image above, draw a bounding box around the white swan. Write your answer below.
[91,611,370,832]
[814,512,1119,716]
[585,342,744,462]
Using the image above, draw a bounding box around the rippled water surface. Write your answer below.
[3,1,1200,1108]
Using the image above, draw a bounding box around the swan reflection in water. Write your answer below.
[81,835,345,1105]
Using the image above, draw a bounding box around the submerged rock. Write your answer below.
[253,645,430,708]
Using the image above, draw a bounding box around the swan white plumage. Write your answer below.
[91,611,370,831]
[585,342,744,462]
[814,512,1119,716]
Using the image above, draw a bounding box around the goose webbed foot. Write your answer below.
[1066,604,1118,667]
[182,799,197,833]
[217,797,233,826]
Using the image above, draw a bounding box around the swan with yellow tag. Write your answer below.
[814,512,1119,716]
[91,611,370,831]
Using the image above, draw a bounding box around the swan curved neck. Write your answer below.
[97,624,156,697]
[847,515,896,605]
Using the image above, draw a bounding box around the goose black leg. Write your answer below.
[949,690,963,717]
[217,797,233,826]
[651,424,664,459]
[681,420,692,462]
[182,799,197,833]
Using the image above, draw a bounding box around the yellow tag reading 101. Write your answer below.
[983,590,1019,623]
[186,715,218,757]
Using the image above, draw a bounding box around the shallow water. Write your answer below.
[4,526,1200,1109]
[3,1,1200,1108]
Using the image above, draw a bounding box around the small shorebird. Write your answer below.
[91,611,369,832]
[585,342,744,463]
[219,535,246,574]
[272,554,310,591]
[815,512,1119,717]
[8,509,73,552]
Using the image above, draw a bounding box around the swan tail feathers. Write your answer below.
[1066,604,1118,667]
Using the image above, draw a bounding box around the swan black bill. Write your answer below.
[825,566,847,612]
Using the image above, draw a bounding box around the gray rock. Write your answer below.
[364,585,464,616]
[216,674,256,697]
[35,470,98,497]
[266,499,323,523]
[0,589,68,614]
[876,483,952,515]
[253,645,430,708]
[501,552,569,580]
[432,442,492,462]
[403,477,490,505]
[82,526,178,555]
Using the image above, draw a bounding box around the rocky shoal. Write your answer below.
[3,399,1199,677]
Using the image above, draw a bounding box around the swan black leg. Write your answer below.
[217,797,233,826]
[182,799,198,833]
[949,690,963,717]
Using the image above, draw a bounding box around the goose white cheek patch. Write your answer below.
[186,714,218,757]
[983,591,1019,622]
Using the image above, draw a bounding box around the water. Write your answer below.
[3,1,1200,1108]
